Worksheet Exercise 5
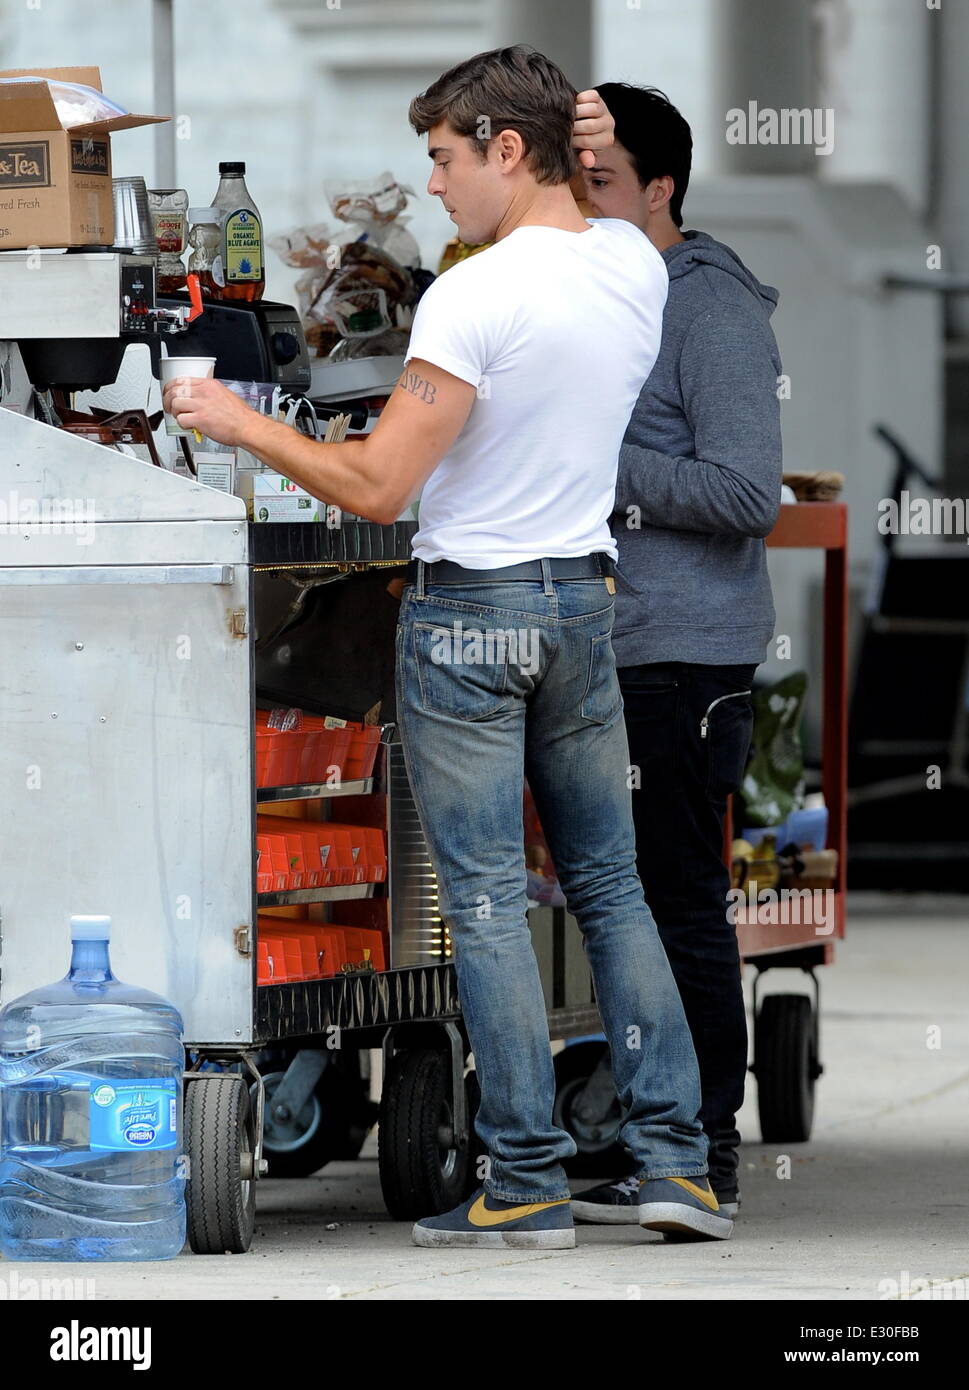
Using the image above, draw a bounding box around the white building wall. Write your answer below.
[592,0,718,176]
[815,0,933,216]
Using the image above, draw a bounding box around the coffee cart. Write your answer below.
[0,378,605,1253]
[0,234,846,1253]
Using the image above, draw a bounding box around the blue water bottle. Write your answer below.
[0,915,186,1261]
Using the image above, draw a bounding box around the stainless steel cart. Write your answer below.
[0,409,603,1252]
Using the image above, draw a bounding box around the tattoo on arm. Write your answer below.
[400,369,437,405]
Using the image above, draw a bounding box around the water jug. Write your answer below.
[0,915,186,1260]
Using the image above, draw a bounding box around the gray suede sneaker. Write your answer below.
[638,1175,734,1241]
[572,1175,739,1223]
[413,1186,575,1249]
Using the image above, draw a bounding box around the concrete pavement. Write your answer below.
[4,895,967,1300]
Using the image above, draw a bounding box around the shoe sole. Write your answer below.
[570,1200,639,1224]
[412,1224,576,1249]
[639,1202,734,1241]
[571,1197,738,1223]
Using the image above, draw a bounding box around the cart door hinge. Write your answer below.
[234,924,252,957]
[228,608,249,639]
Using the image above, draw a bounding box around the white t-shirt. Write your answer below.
[404,217,667,567]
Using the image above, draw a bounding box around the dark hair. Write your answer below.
[593,82,692,227]
[409,45,577,186]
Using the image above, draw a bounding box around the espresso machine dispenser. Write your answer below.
[154,292,311,393]
[0,249,202,393]
[0,249,311,403]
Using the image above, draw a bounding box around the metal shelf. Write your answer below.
[249,519,416,569]
[257,883,380,906]
[256,963,461,1036]
[256,778,374,802]
[253,964,605,1040]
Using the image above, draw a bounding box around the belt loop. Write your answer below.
[416,558,426,599]
[541,557,553,596]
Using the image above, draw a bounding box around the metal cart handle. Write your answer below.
[0,565,236,586]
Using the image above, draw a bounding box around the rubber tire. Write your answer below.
[554,1042,635,1178]
[755,993,818,1143]
[185,1075,257,1254]
[378,1048,471,1220]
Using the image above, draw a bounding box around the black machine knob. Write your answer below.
[271,331,300,364]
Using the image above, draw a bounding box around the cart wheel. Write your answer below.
[185,1075,257,1254]
[754,994,819,1143]
[378,1047,471,1220]
[554,1042,634,1178]
[252,1059,377,1179]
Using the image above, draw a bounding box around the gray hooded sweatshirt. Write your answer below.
[609,229,783,668]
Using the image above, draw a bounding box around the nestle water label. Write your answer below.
[89,1079,178,1151]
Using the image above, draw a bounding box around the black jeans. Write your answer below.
[617,660,757,1196]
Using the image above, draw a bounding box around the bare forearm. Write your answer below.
[238,412,392,522]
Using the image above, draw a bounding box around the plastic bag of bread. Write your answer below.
[267,224,341,325]
[324,172,422,269]
[307,241,418,339]
[268,223,336,270]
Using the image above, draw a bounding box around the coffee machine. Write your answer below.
[155,292,311,394]
[0,249,202,392]
[0,250,311,399]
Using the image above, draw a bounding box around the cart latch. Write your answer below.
[228,608,249,639]
[234,925,252,957]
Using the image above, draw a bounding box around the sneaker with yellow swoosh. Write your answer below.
[638,1175,734,1241]
[412,1187,576,1248]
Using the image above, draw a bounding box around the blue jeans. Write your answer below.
[393,559,709,1203]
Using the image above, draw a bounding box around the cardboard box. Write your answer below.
[0,66,167,249]
[238,469,334,523]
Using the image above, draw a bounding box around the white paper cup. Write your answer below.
[159,356,217,436]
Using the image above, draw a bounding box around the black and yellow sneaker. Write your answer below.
[412,1186,576,1249]
[639,1175,734,1241]
[715,1188,741,1220]
[571,1176,642,1223]
[573,1175,739,1223]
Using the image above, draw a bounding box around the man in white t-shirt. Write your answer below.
[404,192,664,568]
[165,45,732,1248]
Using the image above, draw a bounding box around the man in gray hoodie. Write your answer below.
[569,83,783,1222]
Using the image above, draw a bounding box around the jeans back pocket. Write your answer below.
[411,619,513,721]
[580,632,624,725]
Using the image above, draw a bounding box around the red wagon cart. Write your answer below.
[733,501,848,1143]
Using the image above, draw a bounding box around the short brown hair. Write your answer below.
[408,45,577,186]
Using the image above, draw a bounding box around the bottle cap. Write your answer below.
[188,207,219,224]
[219,161,245,174]
[70,914,111,941]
